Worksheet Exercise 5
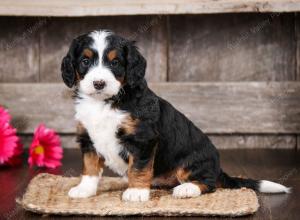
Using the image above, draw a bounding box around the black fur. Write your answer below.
[61,34,95,88]
[61,54,75,88]
[62,30,260,192]
[218,170,259,190]
[124,43,146,88]
[76,131,95,154]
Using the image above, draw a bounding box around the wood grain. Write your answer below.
[20,135,77,149]
[39,16,167,83]
[209,135,296,149]
[1,82,300,134]
[0,17,40,82]
[0,83,75,134]
[19,134,296,149]
[296,12,300,81]
[0,0,299,16]
[152,82,300,134]
[168,14,296,82]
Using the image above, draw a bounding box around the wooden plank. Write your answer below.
[0,0,300,17]
[294,13,300,83]
[0,17,40,82]
[20,135,77,149]
[169,14,296,81]
[21,134,296,149]
[209,135,296,149]
[1,82,300,134]
[152,82,300,134]
[40,16,167,82]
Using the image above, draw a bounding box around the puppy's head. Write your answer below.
[61,30,146,99]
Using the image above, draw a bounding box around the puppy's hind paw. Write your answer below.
[122,188,150,202]
[173,183,201,199]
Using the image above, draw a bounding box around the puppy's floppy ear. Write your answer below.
[61,54,75,88]
[125,42,146,88]
[61,38,79,88]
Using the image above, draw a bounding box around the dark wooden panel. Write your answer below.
[0,17,40,82]
[1,82,300,134]
[219,149,300,180]
[39,16,167,83]
[169,14,296,81]
[209,135,296,149]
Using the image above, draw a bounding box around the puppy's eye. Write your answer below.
[111,59,119,67]
[81,58,90,67]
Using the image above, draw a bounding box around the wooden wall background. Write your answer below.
[0,13,300,149]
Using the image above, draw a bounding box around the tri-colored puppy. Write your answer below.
[61,30,290,202]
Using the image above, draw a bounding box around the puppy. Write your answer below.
[61,30,290,202]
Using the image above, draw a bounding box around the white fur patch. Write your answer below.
[173,183,201,198]
[79,30,120,99]
[259,180,291,193]
[75,94,128,176]
[75,30,128,177]
[68,175,99,198]
[122,188,150,202]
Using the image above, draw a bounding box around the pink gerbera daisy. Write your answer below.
[0,106,23,166]
[28,124,63,168]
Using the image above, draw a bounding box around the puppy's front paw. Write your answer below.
[122,188,150,202]
[172,183,201,198]
[68,184,97,198]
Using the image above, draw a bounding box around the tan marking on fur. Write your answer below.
[176,168,191,183]
[83,48,93,58]
[77,122,86,134]
[82,151,105,176]
[192,182,210,194]
[152,171,179,188]
[107,49,117,61]
[116,76,125,85]
[75,71,82,84]
[215,175,245,189]
[128,151,156,188]
[216,180,222,188]
[121,115,139,135]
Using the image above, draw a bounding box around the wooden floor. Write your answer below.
[0,149,299,220]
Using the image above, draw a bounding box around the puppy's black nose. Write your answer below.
[93,80,106,90]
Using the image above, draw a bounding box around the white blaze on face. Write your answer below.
[79,30,121,99]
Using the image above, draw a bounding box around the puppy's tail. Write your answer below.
[218,170,291,193]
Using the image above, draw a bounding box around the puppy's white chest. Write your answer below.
[75,98,128,176]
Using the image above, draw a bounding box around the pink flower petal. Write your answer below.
[28,124,63,168]
[0,106,23,166]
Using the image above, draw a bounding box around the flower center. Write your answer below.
[34,145,44,155]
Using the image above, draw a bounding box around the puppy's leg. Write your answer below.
[173,166,216,199]
[122,153,155,202]
[68,124,104,198]
[68,151,104,198]
[119,118,158,202]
